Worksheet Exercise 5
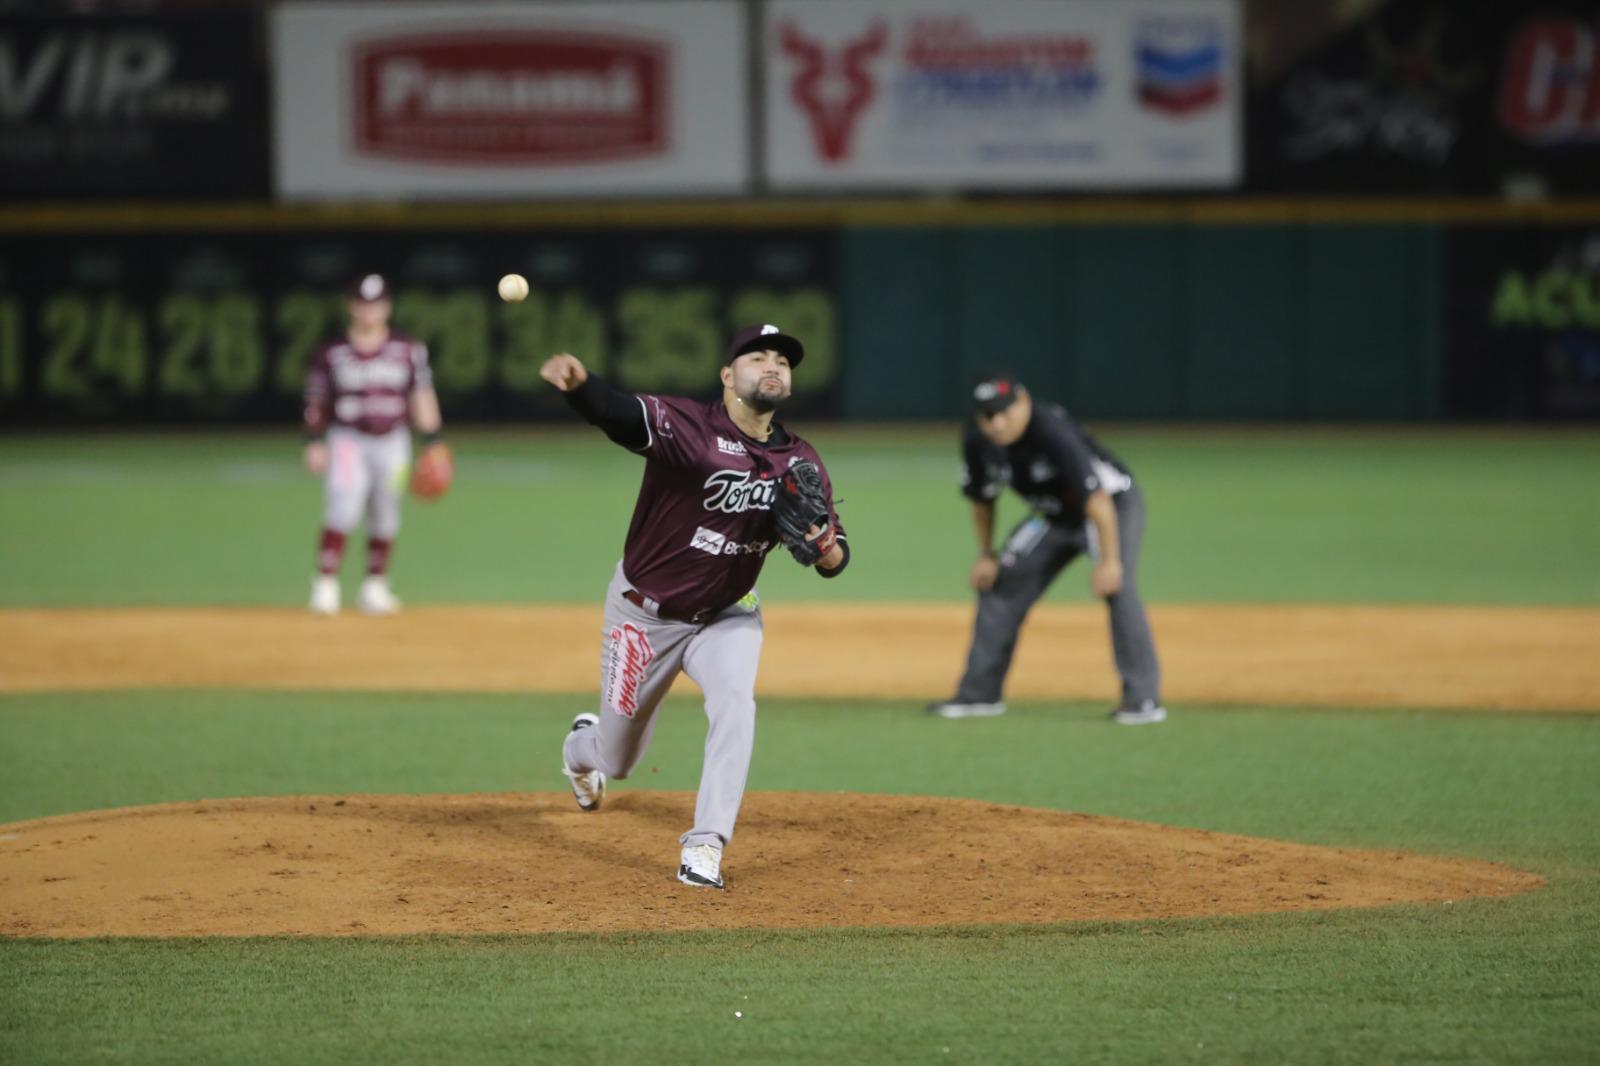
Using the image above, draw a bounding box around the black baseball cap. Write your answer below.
[725,324,805,368]
[348,273,391,303]
[972,374,1022,415]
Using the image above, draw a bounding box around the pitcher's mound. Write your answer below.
[0,791,1540,937]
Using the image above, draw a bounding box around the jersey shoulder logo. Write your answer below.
[647,395,675,440]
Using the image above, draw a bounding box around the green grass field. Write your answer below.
[2,428,1598,1064]
[2,427,1598,605]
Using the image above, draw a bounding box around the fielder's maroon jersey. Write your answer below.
[304,330,432,436]
[622,394,845,619]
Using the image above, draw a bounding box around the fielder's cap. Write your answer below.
[725,323,805,368]
[972,374,1022,415]
[348,273,391,303]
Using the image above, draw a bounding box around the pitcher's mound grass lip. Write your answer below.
[0,791,1542,938]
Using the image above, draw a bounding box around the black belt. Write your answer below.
[622,588,713,625]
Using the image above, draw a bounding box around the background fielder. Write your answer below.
[303,274,444,616]
[928,374,1166,725]
[540,324,849,890]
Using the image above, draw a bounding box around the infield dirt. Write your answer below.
[2,603,1596,710]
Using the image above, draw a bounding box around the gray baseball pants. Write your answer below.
[954,486,1161,708]
[322,425,409,538]
[563,562,764,849]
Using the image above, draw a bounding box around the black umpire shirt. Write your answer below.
[960,403,1135,525]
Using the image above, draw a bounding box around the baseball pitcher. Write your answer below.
[303,274,447,616]
[926,374,1166,725]
[540,324,849,889]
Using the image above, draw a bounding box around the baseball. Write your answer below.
[497,273,529,303]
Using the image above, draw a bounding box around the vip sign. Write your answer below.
[273,1,746,198]
[763,0,1240,190]
[0,31,228,121]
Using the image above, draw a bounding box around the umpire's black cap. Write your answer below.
[348,273,391,303]
[972,374,1022,415]
[725,324,805,368]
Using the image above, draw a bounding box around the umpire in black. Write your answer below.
[927,374,1166,724]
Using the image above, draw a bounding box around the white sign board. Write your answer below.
[274,1,748,198]
[764,0,1241,189]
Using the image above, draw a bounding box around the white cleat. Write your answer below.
[358,575,401,616]
[678,843,724,889]
[1110,701,1168,725]
[925,700,1007,719]
[309,575,340,616]
[562,714,606,811]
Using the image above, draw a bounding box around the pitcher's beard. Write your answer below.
[739,381,788,413]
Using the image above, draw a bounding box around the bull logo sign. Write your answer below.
[778,19,889,163]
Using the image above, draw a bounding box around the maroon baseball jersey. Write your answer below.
[304,330,432,436]
[622,395,845,619]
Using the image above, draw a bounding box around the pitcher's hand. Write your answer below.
[540,353,588,392]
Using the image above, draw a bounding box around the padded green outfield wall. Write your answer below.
[839,223,1444,420]
[13,200,1589,425]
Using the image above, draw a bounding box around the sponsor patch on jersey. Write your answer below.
[717,436,747,456]
[691,526,771,557]
[690,526,728,555]
[605,622,654,718]
[736,590,761,612]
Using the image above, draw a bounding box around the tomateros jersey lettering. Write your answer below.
[304,330,431,435]
[621,394,844,619]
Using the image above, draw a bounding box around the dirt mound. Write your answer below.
[0,792,1541,938]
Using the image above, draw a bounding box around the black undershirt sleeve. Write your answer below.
[564,374,648,450]
[816,537,850,578]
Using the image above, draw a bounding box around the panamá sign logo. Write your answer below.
[779,19,889,163]
[352,30,668,165]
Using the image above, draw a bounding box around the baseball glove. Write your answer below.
[410,441,454,500]
[772,459,836,565]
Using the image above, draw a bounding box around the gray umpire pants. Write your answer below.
[954,486,1161,708]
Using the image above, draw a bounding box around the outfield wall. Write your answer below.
[1,201,1596,424]
[840,223,1442,420]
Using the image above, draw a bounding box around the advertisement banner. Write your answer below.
[1248,0,1600,194]
[272,1,748,199]
[0,227,836,425]
[0,11,267,200]
[763,0,1241,189]
[1445,225,1600,419]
